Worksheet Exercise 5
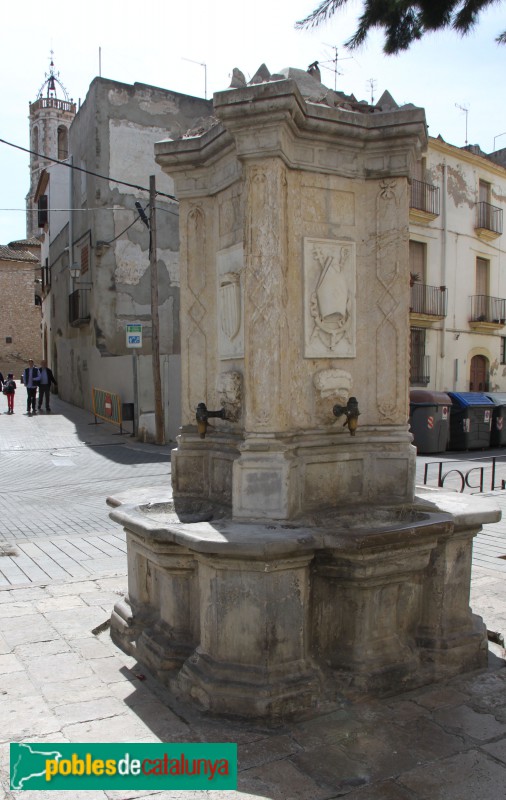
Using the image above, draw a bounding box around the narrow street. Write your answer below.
[0,396,171,587]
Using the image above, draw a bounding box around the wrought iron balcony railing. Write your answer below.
[410,179,440,216]
[410,283,447,317]
[68,287,91,325]
[476,201,503,235]
[470,295,506,324]
[410,354,430,386]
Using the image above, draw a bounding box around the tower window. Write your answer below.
[57,126,68,160]
[31,125,39,154]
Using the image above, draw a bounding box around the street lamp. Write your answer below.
[69,263,81,280]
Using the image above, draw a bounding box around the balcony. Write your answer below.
[475,201,503,240]
[409,179,440,223]
[410,283,447,326]
[69,287,90,326]
[30,97,76,115]
[469,295,506,331]
[410,354,430,386]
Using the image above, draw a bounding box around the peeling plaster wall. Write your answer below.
[410,138,506,393]
[48,77,211,441]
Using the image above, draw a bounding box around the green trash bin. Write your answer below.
[485,393,506,447]
[409,390,451,454]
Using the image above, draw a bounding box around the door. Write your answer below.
[470,354,488,392]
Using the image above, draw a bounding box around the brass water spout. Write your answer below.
[196,402,227,439]
[333,396,360,436]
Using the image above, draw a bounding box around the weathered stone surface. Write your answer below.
[0,653,23,674]
[25,651,94,683]
[414,686,472,710]
[239,758,333,800]
[52,696,128,725]
[481,738,506,764]
[237,734,301,770]
[0,613,57,646]
[62,713,157,743]
[337,780,417,800]
[40,675,113,705]
[398,750,506,798]
[434,704,506,741]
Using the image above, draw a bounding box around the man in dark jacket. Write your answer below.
[37,360,57,413]
[21,359,40,416]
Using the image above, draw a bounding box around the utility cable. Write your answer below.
[0,137,178,201]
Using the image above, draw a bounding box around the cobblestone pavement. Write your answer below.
[0,399,505,799]
[0,396,171,585]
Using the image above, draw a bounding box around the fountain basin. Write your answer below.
[110,488,499,717]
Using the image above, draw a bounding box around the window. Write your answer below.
[501,338,506,365]
[57,126,68,160]
[80,244,89,275]
[5,337,12,344]
[410,327,430,385]
[31,125,38,155]
[409,240,426,284]
[479,180,491,204]
[38,195,48,228]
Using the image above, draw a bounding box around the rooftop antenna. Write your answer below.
[319,44,353,91]
[367,78,377,105]
[99,46,102,78]
[455,103,469,146]
[182,57,207,100]
[493,131,506,151]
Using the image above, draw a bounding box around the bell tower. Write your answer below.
[26,53,76,237]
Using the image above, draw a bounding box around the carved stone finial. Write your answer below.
[229,68,247,89]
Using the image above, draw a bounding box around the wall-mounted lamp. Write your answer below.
[69,263,81,280]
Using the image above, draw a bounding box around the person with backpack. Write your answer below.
[3,373,16,414]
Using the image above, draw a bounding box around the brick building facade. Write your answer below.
[0,238,42,378]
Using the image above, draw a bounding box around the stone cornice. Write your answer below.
[428,136,506,179]
[155,79,428,197]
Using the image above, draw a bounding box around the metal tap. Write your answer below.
[196,402,227,439]
[333,396,360,436]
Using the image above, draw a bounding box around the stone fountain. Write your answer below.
[109,67,499,718]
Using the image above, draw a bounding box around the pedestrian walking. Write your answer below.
[37,359,57,412]
[21,359,40,416]
[3,373,16,414]
[0,371,4,413]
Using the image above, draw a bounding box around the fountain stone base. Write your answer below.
[109,488,498,718]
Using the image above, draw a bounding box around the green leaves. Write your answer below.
[296,0,505,54]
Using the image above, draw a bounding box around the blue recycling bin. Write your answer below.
[447,392,494,450]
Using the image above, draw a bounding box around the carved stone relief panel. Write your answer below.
[304,238,356,358]
[217,243,244,360]
[301,177,355,227]
[375,180,403,421]
[185,206,207,416]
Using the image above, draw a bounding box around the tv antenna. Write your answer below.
[366,78,377,105]
[319,44,353,91]
[182,57,208,100]
[455,103,469,146]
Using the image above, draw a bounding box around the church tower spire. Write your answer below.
[26,53,76,237]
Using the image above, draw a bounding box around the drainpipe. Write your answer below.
[440,163,448,369]
[68,155,74,282]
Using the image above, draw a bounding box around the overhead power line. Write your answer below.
[0,137,178,202]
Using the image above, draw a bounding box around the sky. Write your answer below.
[1,0,505,244]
